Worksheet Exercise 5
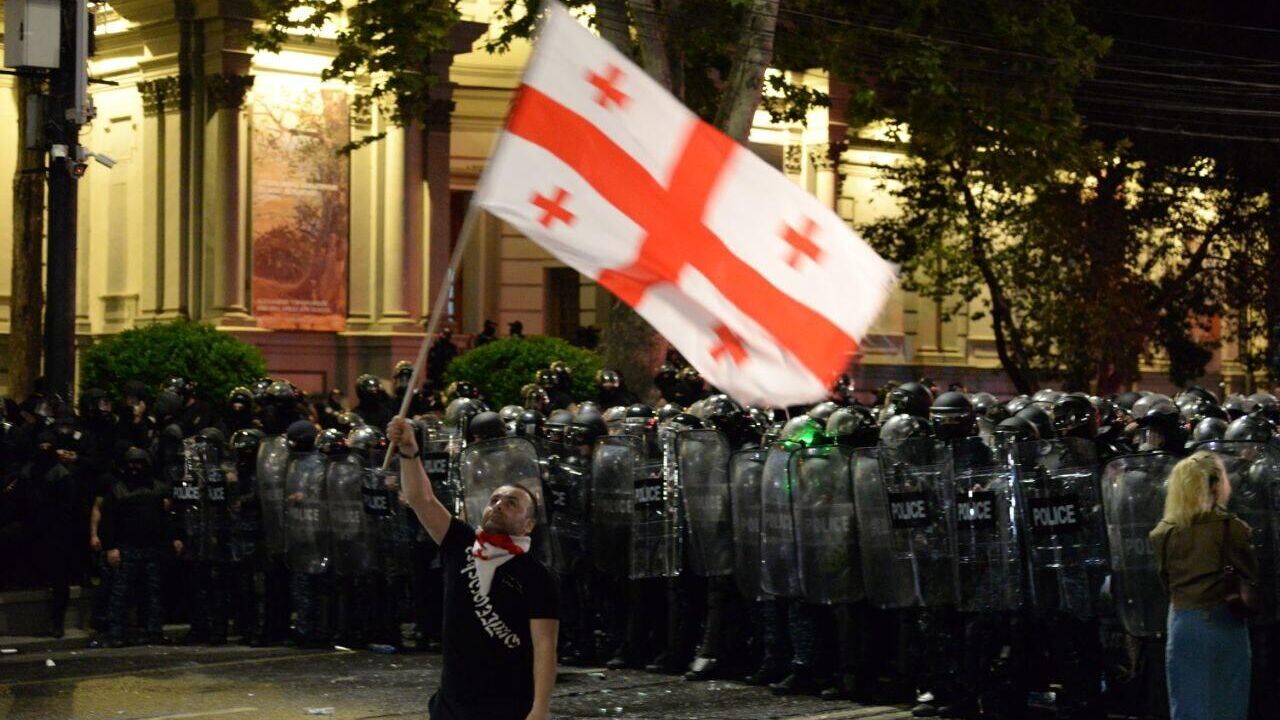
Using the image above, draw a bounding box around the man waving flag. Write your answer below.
[474,2,898,407]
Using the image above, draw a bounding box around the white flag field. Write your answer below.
[473,2,898,407]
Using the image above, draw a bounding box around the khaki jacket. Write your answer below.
[1150,508,1258,611]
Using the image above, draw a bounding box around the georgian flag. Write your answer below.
[474,2,897,407]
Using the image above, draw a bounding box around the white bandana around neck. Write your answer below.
[470,531,531,596]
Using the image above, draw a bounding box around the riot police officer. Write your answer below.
[354,375,394,431]
[227,428,264,643]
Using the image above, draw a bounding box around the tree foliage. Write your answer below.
[252,0,460,151]
[80,320,268,406]
[443,335,604,406]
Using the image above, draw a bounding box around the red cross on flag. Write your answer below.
[474,2,897,407]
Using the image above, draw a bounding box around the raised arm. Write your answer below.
[387,416,451,544]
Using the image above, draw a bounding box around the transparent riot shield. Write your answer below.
[630,431,681,579]
[1013,437,1107,618]
[197,446,233,564]
[328,457,374,578]
[591,435,638,576]
[544,457,590,575]
[792,445,861,604]
[420,437,457,516]
[362,465,413,577]
[730,448,767,601]
[285,451,330,575]
[256,435,290,558]
[459,436,555,567]
[1201,441,1279,623]
[1100,452,1175,638]
[678,429,734,577]
[760,445,801,598]
[853,439,956,609]
[952,438,1023,613]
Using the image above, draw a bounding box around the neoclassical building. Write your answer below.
[0,0,1247,398]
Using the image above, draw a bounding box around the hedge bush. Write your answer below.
[443,335,603,407]
[80,319,267,406]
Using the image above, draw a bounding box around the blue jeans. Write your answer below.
[1166,605,1250,720]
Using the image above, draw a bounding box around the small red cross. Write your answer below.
[531,188,576,228]
[709,324,748,365]
[587,65,629,110]
[781,217,824,268]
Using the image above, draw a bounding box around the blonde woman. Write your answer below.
[1150,450,1258,720]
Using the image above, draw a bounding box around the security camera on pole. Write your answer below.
[4,0,112,399]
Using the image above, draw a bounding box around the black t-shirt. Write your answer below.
[434,518,558,716]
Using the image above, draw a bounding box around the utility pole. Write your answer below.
[42,0,91,401]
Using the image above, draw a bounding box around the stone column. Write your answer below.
[377,123,421,331]
[135,78,170,319]
[203,72,254,325]
[157,76,189,318]
[346,97,378,330]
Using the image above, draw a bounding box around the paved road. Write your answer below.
[0,641,917,720]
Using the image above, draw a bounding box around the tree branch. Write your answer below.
[627,0,674,90]
[713,0,779,140]
[595,0,632,55]
[955,167,1036,392]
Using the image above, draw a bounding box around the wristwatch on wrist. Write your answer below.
[398,448,420,460]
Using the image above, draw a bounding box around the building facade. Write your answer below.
[0,0,1248,399]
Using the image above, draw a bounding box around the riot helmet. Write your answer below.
[602,405,628,429]
[522,384,550,412]
[316,428,349,456]
[1005,395,1033,416]
[595,369,621,391]
[653,363,681,401]
[1016,403,1055,440]
[880,381,933,422]
[468,411,508,443]
[1135,401,1188,452]
[779,414,823,447]
[355,374,386,403]
[445,397,485,437]
[1248,392,1277,410]
[567,410,609,448]
[826,405,880,449]
[993,415,1040,443]
[1053,393,1100,440]
[334,410,364,435]
[250,378,274,404]
[657,403,683,423]
[393,360,415,392]
[231,428,265,465]
[1113,391,1142,411]
[535,368,557,390]
[663,412,705,433]
[1131,392,1172,420]
[262,380,299,432]
[1223,414,1275,444]
[808,401,841,425]
[498,405,523,432]
[164,377,195,400]
[879,414,932,447]
[549,361,573,391]
[347,425,388,461]
[446,380,480,402]
[1224,394,1255,421]
[1191,417,1228,444]
[515,409,544,439]
[929,391,977,442]
[1031,388,1063,409]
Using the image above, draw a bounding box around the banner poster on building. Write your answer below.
[250,74,350,331]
